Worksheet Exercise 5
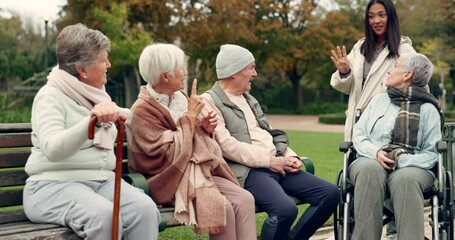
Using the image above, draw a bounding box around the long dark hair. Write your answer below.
[361,0,401,63]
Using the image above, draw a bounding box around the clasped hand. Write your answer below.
[377,150,396,171]
[270,156,302,176]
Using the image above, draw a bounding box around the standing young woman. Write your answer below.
[330,0,416,141]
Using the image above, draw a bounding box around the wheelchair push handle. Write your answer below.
[437,141,447,153]
[339,141,353,153]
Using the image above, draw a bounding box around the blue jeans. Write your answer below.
[244,168,340,240]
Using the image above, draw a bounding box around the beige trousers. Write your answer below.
[211,176,257,240]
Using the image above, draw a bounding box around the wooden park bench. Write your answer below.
[0,122,314,239]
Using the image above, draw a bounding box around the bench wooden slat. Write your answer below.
[0,152,29,168]
[0,133,32,148]
[0,221,62,236]
[0,221,80,239]
[158,206,181,227]
[0,188,23,207]
[0,208,27,224]
[0,123,31,134]
[0,170,28,187]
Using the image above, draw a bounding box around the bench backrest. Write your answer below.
[0,123,129,224]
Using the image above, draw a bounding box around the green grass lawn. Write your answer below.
[158,130,344,239]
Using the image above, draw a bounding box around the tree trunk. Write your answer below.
[287,65,304,109]
[123,67,140,108]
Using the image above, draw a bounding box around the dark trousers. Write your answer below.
[244,168,340,240]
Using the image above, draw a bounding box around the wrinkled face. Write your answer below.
[368,3,388,40]
[232,63,257,93]
[80,51,111,89]
[386,58,408,88]
[167,66,188,92]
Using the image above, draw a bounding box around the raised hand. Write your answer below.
[330,45,350,75]
[187,79,205,128]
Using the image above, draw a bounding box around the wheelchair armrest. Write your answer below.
[122,173,150,196]
[339,141,353,153]
[300,157,315,175]
[437,141,447,153]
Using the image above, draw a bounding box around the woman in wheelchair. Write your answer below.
[349,52,444,240]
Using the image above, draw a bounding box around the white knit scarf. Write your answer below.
[47,66,113,149]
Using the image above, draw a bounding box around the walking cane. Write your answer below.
[88,116,125,240]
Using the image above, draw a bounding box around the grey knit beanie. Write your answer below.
[216,44,255,79]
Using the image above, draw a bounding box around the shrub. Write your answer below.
[297,102,347,115]
[319,113,346,125]
[0,107,31,123]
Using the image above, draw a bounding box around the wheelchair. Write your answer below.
[333,140,454,240]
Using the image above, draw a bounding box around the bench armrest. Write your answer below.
[122,173,169,231]
[301,157,314,175]
[122,173,150,196]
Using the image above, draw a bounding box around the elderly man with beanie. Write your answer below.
[200,44,340,240]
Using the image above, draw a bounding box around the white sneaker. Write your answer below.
[385,234,398,240]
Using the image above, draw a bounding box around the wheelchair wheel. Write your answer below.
[334,169,354,240]
[434,171,454,240]
[334,169,342,240]
[442,171,454,240]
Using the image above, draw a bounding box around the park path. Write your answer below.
[267,115,344,133]
[266,114,435,240]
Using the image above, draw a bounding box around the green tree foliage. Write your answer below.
[58,1,153,107]
[92,3,153,106]
[3,0,454,114]
[164,0,361,108]
[397,0,455,108]
[0,15,47,81]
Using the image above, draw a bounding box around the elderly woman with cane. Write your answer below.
[350,52,443,240]
[23,23,160,240]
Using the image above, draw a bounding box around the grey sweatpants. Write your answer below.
[349,158,434,240]
[23,179,160,240]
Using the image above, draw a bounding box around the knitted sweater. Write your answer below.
[25,85,130,181]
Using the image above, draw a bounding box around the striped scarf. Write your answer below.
[383,86,443,160]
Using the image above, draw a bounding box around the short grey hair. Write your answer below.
[56,23,111,77]
[138,43,186,86]
[401,53,434,87]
